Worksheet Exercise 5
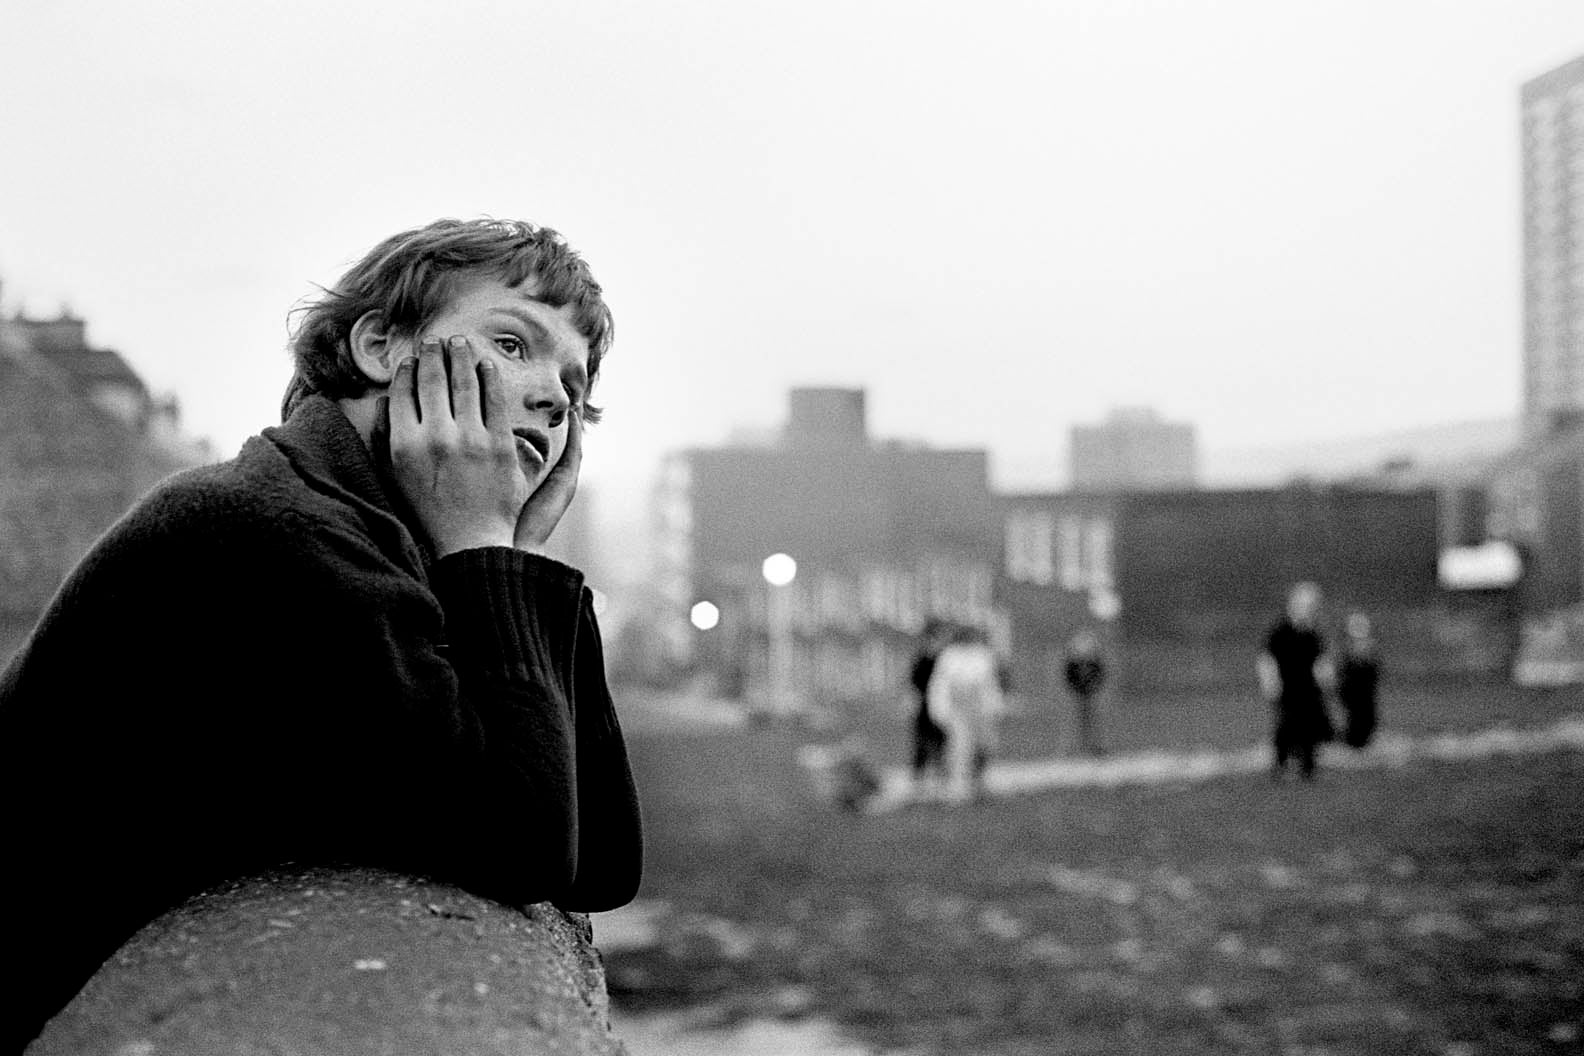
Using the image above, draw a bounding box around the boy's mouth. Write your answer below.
[513,427,550,467]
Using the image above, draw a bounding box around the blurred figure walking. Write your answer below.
[1257,582,1335,780]
[1063,629,1108,757]
[928,626,1006,802]
[908,620,951,800]
[1337,612,1381,749]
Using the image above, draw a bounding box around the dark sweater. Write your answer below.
[0,396,642,1047]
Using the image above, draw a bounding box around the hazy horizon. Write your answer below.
[3,1,1580,504]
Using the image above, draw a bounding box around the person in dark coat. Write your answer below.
[0,219,644,1049]
[908,619,951,799]
[1063,629,1107,757]
[1337,612,1381,749]
[1257,581,1335,780]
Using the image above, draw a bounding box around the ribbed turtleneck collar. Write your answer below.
[259,394,433,571]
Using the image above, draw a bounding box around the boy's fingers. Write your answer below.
[415,337,449,424]
[540,410,582,495]
[388,356,419,431]
[372,395,391,460]
[447,335,483,427]
[513,411,582,550]
[557,407,584,481]
[480,355,509,433]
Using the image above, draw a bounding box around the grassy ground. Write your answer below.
[607,681,1584,1055]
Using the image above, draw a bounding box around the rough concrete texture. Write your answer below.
[28,867,629,1056]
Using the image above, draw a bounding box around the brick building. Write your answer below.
[1,309,212,655]
[652,387,999,709]
[1000,484,1511,696]
[1070,406,1198,491]
[1522,54,1584,439]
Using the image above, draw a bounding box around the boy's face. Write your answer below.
[401,273,591,495]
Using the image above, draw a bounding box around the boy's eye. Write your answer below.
[494,335,528,358]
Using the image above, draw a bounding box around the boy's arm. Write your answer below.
[367,336,635,905]
[403,551,642,911]
[404,545,586,902]
[558,590,643,911]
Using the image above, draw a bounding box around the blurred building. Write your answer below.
[651,387,999,709]
[1522,53,1584,439]
[1070,406,1197,490]
[0,307,213,656]
[1496,53,1584,682]
[1000,484,1515,696]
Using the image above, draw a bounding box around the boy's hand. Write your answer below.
[514,403,581,553]
[383,335,530,557]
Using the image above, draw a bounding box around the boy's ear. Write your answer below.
[348,311,402,385]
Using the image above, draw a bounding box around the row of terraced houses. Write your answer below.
[646,386,1540,710]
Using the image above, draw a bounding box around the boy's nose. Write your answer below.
[523,374,570,424]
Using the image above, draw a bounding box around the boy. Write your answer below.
[0,218,643,1047]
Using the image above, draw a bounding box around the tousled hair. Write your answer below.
[281,218,613,422]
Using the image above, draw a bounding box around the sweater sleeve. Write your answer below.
[262,527,621,908]
[559,588,644,911]
[428,553,643,911]
[380,546,587,903]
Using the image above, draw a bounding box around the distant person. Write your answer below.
[1063,629,1108,757]
[832,736,883,813]
[1257,581,1335,780]
[0,218,644,1048]
[794,736,882,813]
[928,625,1006,803]
[1337,612,1381,749]
[908,619,951,799]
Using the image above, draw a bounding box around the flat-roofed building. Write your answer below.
[1522,54,1584,438]
[652,387,1000,709]
[1070,406,1197,491]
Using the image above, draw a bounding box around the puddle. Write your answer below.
[612,1007,904,1056]
[593,899,669,953]
[594,902,906,1054]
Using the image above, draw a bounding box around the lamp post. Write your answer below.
[762,552,798,717]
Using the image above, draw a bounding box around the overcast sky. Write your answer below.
[3,0,1582,495]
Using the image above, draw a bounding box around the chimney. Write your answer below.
[785,387,867,448]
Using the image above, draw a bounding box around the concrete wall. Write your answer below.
[29,867,628,1055]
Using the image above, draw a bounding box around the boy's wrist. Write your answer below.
[431,524,517,558]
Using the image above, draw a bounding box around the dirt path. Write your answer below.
[867,713,1584,811]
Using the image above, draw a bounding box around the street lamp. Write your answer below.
[762,553,797,587]
[690,600,721,631]
[762,552,797,716]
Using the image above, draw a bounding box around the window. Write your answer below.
[1058,515,1084,590]
[1004,510,1054,585]
[1084,517,1114,590]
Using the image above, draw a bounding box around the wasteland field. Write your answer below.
[606,681,1584,1055]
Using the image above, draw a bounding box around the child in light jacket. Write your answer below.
[927,626,1006,802]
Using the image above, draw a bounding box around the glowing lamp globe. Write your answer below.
[690,600,721,631]
[762,553,797,587]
